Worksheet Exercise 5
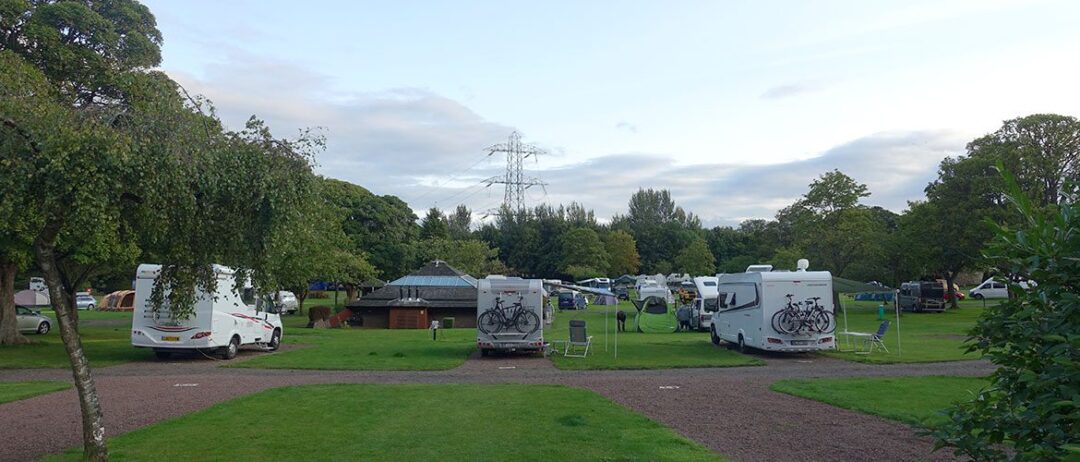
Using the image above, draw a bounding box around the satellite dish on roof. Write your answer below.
[796,259,810,271]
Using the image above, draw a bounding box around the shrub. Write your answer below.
[929,173,1079,461]
[308,305,332,322]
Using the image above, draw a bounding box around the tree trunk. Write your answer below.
[344,284,358,302]
[296,288,308,316]
[0,261,30,345]
[35,225,108,461]
[945,271,959,310]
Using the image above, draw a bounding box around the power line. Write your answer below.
[412,150,496,205]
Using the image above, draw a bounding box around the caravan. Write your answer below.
[710,260,836,353]
[131,264,283,360]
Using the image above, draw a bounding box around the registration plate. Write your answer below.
[790,340,810,345]
[162,336,180,342]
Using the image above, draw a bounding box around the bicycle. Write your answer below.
[803,296,835,334]
[771,294,804,334]
[477,296,540,335]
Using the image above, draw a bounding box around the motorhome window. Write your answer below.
[717,283,758,310]
[241,287,257,306]
[991,282,1006,289]
[703,281,717,286]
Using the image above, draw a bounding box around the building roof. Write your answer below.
[349,260,477,310]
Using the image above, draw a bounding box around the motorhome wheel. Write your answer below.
[222,336,239,360]
[710,327,720,345]
[269,329,281,351]
[737,335,746,353]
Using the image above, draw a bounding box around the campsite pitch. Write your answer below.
[771,375,990,427]
[547,304,763,370]
[823,299,987,364]
[45,384,725,462]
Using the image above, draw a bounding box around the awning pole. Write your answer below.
[895,289,902,357]
[605,301,609,352]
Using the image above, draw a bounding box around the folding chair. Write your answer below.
[563,320,593,358]
[863,320,890,353]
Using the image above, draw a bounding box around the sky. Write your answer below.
[144,0,1080,226]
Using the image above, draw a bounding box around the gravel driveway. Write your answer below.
[0,349,992,461]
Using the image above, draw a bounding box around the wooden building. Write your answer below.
[346,260,478,329]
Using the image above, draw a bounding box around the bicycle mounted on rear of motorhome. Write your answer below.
[771,294,835,335]
[477,295,541,335]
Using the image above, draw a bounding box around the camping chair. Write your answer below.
[863,320,890,353]
[563,320,593,358]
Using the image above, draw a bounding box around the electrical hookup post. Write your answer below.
[430,319,440,341]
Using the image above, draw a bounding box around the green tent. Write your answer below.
[630,296,676,333]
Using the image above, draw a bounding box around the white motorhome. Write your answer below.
[476,277,545,356]
[710,261,836,353]
[131,264,283,360]
[29,277,46,293]
[638,285,675,304]
[690,276,719,331]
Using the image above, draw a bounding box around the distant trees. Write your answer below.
[674,239,715,276]
[612,189,703,273]
[603,230,640,276]
[558,228,609,280]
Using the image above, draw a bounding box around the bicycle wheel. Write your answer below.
[811,310,835,334]
[780,311,803,334]
[771,310,789,334]
[515,311,540,334]
[477,311,500,334]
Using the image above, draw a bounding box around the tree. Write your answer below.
[446,204,472,240]
[966,114,1080,208]
[420,207,449,240]
[318,178,418,279]
[1,3,319,457]
[674,238,715,276]
[930,172,1079,460]
[557,227,608,280]
[416,238,506,277]
[799,169,870,215]
[603,230,640,275]
[612,188,702,273]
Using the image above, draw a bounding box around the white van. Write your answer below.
[969,278,1031,300]
[710,261,836,353]
[131,264,283,360]
[690,276,719,331]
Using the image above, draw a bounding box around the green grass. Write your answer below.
[771,375,990,427]
[0,322,152,369]
[547,302,763,370]
[0,380,71,404]
[233,326,476,371]
[823,297,990,364]
[46,384,725,462]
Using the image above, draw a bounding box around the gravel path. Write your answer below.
[0,350,992,462]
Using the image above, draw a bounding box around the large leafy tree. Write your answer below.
[612,188,702,273]
[557,227,609,280]
[419,207,449,240]
[674,238,715,276]
[1,2,319,458]
[416,238,506,277]
[930,173,1078,460]
[603,230,640,276]
[318,178,418,279]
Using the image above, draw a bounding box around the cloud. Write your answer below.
[760,82,823,100]
[168,54,964,228]
[615,121,639,133]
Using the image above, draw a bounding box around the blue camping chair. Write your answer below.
[863,320,890,353]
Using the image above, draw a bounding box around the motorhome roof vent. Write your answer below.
[746,265,773,273]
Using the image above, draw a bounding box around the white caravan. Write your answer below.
[690,276,719,331]
[131,264,283,360]
[710,261,836,353]
[476,277,545,356]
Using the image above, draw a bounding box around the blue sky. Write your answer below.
[144,0,1080,225]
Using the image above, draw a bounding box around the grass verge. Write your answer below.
[770,375,989,427]
[46,384,725,461]
[0,381,71,404]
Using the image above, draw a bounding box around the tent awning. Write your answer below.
[833,277,893,294]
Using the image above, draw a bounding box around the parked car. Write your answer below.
[277,291,299,314]
[76,293,96,310]
[16,305,52,335]
[898,281,946,312]
[936,280,965,301]
[969,278,1031,299]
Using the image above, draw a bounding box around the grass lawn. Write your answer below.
[0,309,151,368]
[771,375,990,427]
[822,297,990,364]
[233,325,476,371]
[0,381,71,404]
[46,384,725,461]
[547,302,763,370]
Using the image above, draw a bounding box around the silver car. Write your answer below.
[76,293,96,310]
[16,305,52,335]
